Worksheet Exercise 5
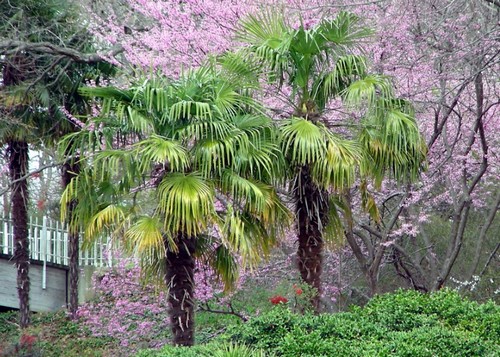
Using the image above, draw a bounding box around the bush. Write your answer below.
[218,289,499,357]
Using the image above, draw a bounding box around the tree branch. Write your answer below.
[0,162,62,197]
[0,40,124,64]
[483,0,500,8]
[197,302,248,322]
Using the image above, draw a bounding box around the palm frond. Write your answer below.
[211,245,239,290]
[125,215,168,258]
[312,134,361,190]
[237,10,291,77]
[176,118,234,142]
[236,10,288,48]
[281,117,327,165]
[220,169,266,213]
[79,86,134,102]
[319,11,373,46]
[360,107,426,186]
[169,100,213,122]
[342,75,394,109]
[157,173,215,237]
[221,208,273,267]
[360,180,381,223]
[133,135,189,173]
[323,195,346,247]
[193,137,237,177]
[319,55,367,101]
[85,204,128,245]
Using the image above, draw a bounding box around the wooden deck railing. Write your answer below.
[0,213,112,268]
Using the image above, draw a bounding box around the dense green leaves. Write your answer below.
[218,290,499,357]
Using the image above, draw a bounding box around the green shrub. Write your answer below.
[0,311,18,335]
[219,289,499,356]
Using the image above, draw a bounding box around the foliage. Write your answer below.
[0,310,118,357]
[217,290,499,356]
[0,311,18,335]
[136,343,267,357]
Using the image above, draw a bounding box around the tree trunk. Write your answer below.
[165,234,196,346]
[8,140,30,328]
[295,165,328,312]
[62,159,80,318]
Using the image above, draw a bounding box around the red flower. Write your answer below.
[36,199,45,211]
[19,334,37,349]
[269,295,288,305]
[295,288,303,295]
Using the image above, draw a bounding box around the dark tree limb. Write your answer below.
[0,40,124,64]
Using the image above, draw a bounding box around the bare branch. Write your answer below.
[0,40,124,64]
[483,0,500,8]
[0,162,62,197]
[197,302,248,322]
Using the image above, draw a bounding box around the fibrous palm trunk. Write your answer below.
[8,140,30,327]
[165,234,196,346]
[62,159,80,318]
[295,165,329,313]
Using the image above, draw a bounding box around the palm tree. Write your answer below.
[58,60,116,319]
[237,11,426,310]
[61,58,288,346]
[0,50,32,327]
[1,0,116,324]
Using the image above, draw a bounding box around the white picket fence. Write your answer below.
[0,213,112,268]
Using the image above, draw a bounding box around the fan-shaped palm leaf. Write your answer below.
[125,215,168,262]
[132,135,189,173]
[221,207,272,267]
[312,134,361,190]
[157,173,215,237]
[281,117,328,165]
[343,75,394,109]
[319,11,374,46]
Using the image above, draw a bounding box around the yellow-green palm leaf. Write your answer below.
[281,117,328,165]
[157,173,215,237]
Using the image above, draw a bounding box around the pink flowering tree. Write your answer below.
[334,0,499,295]
[77,256,170,351]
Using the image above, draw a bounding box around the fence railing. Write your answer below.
[0,213,112,268]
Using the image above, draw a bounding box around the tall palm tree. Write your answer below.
[1,50,32,327]
[1,0,115,326]
[61,58,289,346]
[57,60,116,318]
[237,11,426,310]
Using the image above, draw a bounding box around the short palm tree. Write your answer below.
[61,58,289,345]
[237,11,426,310]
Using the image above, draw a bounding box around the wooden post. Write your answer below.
[42,216,47,290]
[107,238,113,267]
[2,214,8,254]
[33,216,39,260]
[55,220,61,265]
